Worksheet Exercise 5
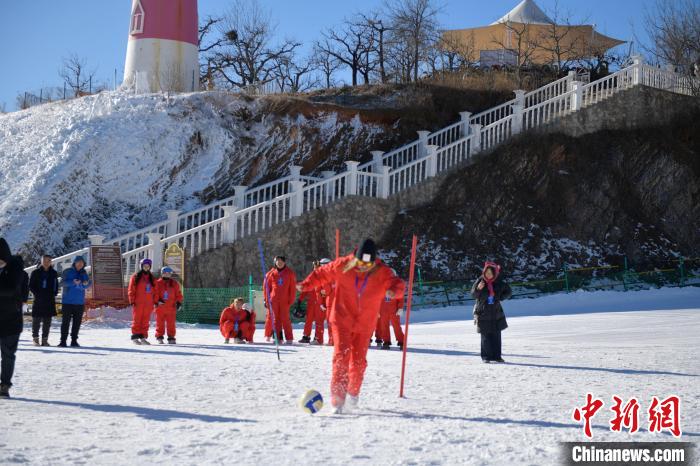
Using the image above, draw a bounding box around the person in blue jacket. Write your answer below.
[59,256,91,347]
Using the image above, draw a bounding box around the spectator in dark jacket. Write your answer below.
[29,255,59,346]
[471,261,512,363]
[0,238,24,398]
[60,255,91,348]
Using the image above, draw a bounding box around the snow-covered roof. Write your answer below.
[491,0,553,25]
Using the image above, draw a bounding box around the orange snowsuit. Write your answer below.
[300,254,405,407]
[154,278,183,339]
[300,286,325,342]
[376,296,405,344]
[322,283,335,345]
[128,272,158,338]
[220,305,256,342]
[263,266,297,341]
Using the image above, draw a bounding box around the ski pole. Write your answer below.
[399,234,418,398]
[258,239,281,361]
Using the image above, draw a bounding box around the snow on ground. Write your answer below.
[1,287,698,465]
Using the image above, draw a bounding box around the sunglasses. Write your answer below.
[356,259,374,267]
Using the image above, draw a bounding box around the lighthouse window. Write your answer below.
[130,1,145,35]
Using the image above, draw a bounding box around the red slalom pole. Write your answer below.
[335,228,340,259]
[399,234,418,398]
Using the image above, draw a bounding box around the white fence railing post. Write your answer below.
[165,210,180,237]
[146,233,164,272]
[567,70,576,90]
[371,151,385,173]
[289,165,302,181]
[571,81,584,111]
[417,130,430,157]
[88,235,105,246]
[345,161,359,195]
[470,124,482,154]
[459,112,472,138]
[378,166,391,198]
[233,185,248,209]
[290,180,305,216]
[632,55,644,86]
[220,206,238,243]
[426,145,439,177]
[511,90,526,135]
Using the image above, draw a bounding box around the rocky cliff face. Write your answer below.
[187,90,700,286]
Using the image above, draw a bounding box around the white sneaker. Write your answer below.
[284,340,294,345]
[140,338,151,345]
[331,404,344,415]
[233,337,244,344]
[265,337,271,342]
[346,395,359,411]
[310,339,322,345]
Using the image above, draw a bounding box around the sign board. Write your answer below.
[89,245,124,301]
[164,243,186,287]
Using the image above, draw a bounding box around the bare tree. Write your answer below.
[385,0,441,82]
[199,15,225,87]
[360,11,394,83]
[312,41,342,88]
[538,1,586,72]
[15,93,31,110]
[212,0,301,89]
[271,52,317,93]
[490,21,539,85]
[0,101,7,113]
[644,0,700,94]
[437,30,477,72]
[318,21,369,86]
[58,54,97,95]
[158,63,184,98]
[385,33,417,83]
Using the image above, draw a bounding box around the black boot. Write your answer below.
[381,341,391,350]
[298,335,311,343]
[0,384,10,398]
[70,339,80,347]
[375,339,383,348]
[58,339,68,348]
[167,338,176,345]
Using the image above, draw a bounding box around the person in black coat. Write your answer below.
[471,261,512,363]
[29,255,59,346]
[0,238,25,398]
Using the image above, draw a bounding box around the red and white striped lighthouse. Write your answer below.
[123,0,199,93]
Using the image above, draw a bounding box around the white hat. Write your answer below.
[242,303,252,311]
[319,258,332,264]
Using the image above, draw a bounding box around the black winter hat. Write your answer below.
[0,238,11,262]
[355,238,377,263]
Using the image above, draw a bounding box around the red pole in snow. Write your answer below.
[335,228,340,259]
[399,234,418,398]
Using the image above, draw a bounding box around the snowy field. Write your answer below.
[1,287,698,465]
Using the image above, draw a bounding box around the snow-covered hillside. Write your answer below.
[0,90,391,259]
[1,287,698,465]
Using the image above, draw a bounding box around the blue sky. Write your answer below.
[0,0,654,110]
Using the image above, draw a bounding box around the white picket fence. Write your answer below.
[28,58,696,279]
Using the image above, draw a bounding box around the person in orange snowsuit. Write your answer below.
[298,239,405,414]
[298,260,326,345]
[263,256,297,344]
[128,258,158,345]
[375,295,405,350]
[154,267,183,344]
[220,298,256,343]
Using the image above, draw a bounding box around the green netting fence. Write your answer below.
[177,258,700,324]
